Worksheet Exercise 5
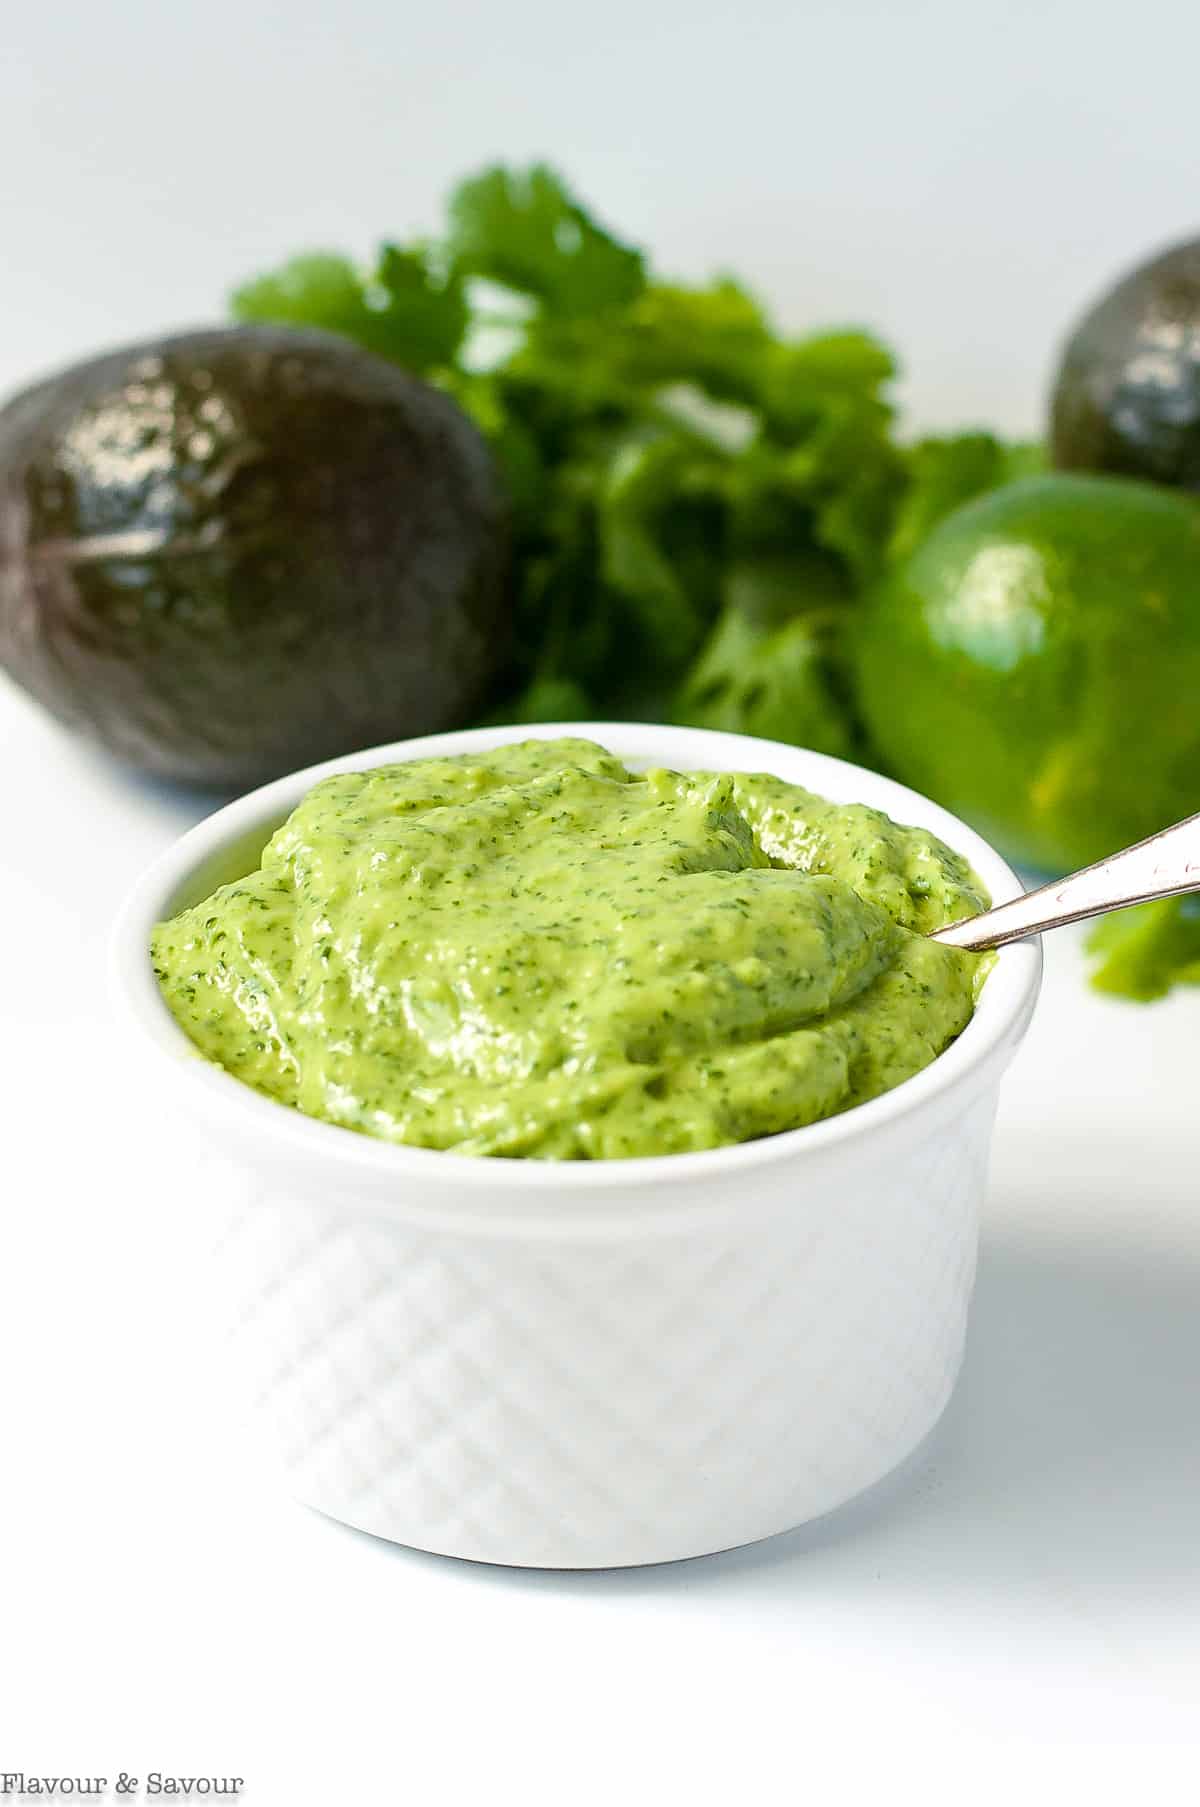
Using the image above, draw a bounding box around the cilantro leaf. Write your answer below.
[596,431,725,660]
[373,245,469,369]
[232,247,467,373]
[1087,898,1200,1001]
[612,280,771,400]
[673,600,855,758]
[889,433,1044,565]
[232,253,381,341]
[761,332,897,432]
[445,164,646,317]
[228,165,1036,857]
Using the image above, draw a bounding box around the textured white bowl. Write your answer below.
[112,722,1041,1568]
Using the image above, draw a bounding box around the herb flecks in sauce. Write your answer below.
[151,737,988,1158]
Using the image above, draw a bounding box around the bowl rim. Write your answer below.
[111,720,1042,1194]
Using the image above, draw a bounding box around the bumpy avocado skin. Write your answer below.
[0,326,509,784]
[1050,239,1200,490]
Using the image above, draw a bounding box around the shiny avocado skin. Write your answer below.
[1051,238,1200,490]
[0,325,509,785]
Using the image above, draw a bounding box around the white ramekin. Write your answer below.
[112,723,1041,1568]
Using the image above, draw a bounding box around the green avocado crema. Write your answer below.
[151,737,990,1160]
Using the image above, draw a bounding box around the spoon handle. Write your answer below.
[930,810,1200,951]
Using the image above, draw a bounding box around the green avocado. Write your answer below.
[0,326,509,785]
[1050,238,1200,490]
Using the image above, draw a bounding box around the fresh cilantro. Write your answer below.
[1087,898,1200,1001]
[673,600,856,759]
[445,165,646,318]
[233,246,467,374]
[230,164,1028,788]
[889,433,1044,565]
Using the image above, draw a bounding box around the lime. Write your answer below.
[856,473,1200,871]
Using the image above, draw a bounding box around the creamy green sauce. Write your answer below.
[151,738,989,1159]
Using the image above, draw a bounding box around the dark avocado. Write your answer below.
[0,326,509,784]
[1050,238,1200,490]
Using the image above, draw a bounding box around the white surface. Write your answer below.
[112,722,1037,1569]
[4,1,1200,1793]
[2,678,1199,1800]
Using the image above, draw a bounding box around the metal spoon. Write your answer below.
[930,810,1200,951]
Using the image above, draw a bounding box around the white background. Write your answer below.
[2,3,1200,1802]
[3,0,1200,431]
